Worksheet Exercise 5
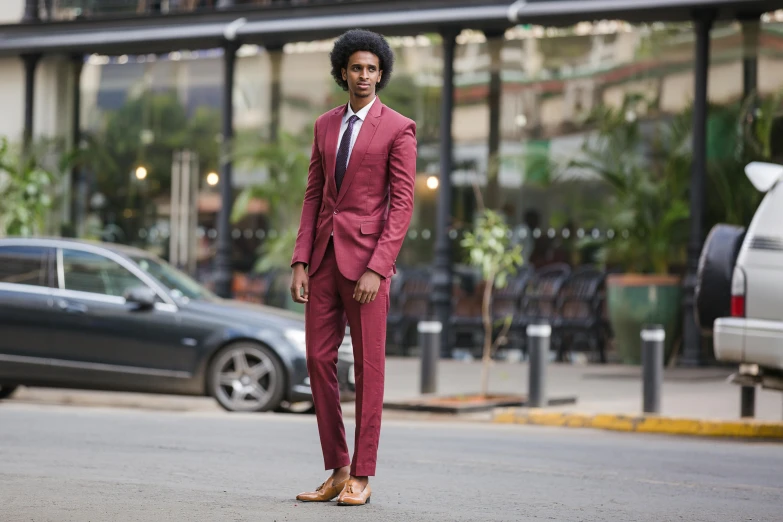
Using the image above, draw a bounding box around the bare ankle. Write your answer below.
[332,467,350,480]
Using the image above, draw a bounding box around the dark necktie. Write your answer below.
[335,115,359,193]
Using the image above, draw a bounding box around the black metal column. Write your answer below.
[23,0,39,22]
[741,15,760,98]
[71,54,85,236]
[21,53,41,155]
[485,30,504,210]
[268,46,282,144]
[433,29,458,358]
[681,11,714,367]
[214,42,238,299]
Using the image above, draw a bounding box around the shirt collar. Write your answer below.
[345,96,376,123]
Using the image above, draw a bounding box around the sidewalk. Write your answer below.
[381,357,783,421]
[7,356,783,423]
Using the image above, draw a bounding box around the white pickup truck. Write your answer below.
[696,161,783,392]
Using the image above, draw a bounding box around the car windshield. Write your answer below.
[131,255,215,301]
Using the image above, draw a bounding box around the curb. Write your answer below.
[493,409,783,439]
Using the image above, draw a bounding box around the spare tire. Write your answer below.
[0,385,18,400]
[695,224,746,330]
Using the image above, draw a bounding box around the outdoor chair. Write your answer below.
[512,263,572,358]
[552,266,611,363]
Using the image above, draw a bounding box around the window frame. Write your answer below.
[54,245,177,308]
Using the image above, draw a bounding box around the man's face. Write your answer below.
[342,51,382,99]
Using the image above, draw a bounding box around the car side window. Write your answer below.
[0,246,50,287]
[61,249,146,298]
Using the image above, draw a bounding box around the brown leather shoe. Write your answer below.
[337,482,372,506]
[295,476,349,502]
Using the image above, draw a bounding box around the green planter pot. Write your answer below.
[607,274,682,365]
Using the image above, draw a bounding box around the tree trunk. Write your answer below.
[479,270,496,398]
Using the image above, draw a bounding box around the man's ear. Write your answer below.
[342,67,347,81]
[378,71,383,85]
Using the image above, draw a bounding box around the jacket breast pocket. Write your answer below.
[360,220,386,236]
[362,153,388,167]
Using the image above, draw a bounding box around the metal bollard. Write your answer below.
[417,321,442,395]
[526,323,551,408]
[640,324,665,414]
[740,385,756,418]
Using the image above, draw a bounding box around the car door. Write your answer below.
[0,244,58,382]
[45,246,202,391]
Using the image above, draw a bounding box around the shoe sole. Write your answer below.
[337,496,371,506]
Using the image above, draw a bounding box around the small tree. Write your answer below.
[0,137,58,237]
[460,207,523,397]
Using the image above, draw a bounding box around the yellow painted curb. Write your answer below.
[493,408,783,439]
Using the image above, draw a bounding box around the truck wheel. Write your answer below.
[695,224,746,330]
[0,386,18,400]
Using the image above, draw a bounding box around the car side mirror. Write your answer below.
[124,286,157,311]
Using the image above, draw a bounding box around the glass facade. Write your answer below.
[76,14,783,283]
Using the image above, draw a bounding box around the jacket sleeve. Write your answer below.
[290,119,324,268]
[366,120,417,277]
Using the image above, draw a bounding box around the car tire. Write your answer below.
[0,385,18,400]
[695,224,746,330]
[207,342,286,413]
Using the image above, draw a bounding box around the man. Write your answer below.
[289,29,416,506]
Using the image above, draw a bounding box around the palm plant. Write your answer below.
[568,95,690,274]
[231,130,311,273]
[704,90,782,229]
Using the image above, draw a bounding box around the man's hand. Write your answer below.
[290,263,309,303]
[353,270,382,304]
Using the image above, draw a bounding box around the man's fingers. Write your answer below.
[351,283,381,303]
[289,279,308,303]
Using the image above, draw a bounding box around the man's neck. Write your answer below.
[349,94,375,114]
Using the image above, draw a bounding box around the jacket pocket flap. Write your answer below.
[363,153,388,162]
[360,220,386,235]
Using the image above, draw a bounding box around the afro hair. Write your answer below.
[330,29,395,92]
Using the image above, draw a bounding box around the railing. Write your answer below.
[24,0,385,22]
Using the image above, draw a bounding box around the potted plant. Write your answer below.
[570,96,690,364]
[0,137,59,237]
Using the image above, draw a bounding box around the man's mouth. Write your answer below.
[357,83,370,88]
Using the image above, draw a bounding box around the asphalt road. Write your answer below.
[1,403,782,522]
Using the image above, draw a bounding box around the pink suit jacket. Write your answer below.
[291,98,417,281]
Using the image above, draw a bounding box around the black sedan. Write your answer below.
[0,237,354,412]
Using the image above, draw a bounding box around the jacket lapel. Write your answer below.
[335,98,383,206]
[324,105,345,198]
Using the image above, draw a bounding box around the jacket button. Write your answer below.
[334,210,338,214]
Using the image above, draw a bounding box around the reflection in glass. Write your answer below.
[132,255,214,301]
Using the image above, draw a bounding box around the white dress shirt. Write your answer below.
[336,96,376,162]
